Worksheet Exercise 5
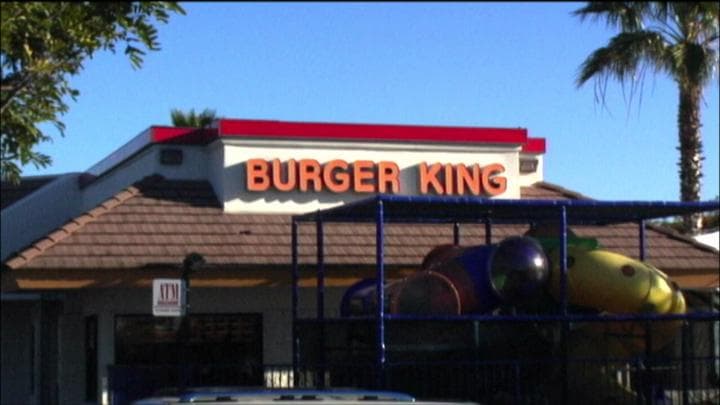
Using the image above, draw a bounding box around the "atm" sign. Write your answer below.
[152,279,186,317]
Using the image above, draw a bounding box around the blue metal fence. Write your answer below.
[293,316,719,404]
[108,349,719,404]
[290,195,720,405]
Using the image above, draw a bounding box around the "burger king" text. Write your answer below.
[245,159,506,196]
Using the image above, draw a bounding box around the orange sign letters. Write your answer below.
[418,162,506,196]
[246,159,506,196]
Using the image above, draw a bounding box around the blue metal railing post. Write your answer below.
[559,206,569,404]
[484,218,492,245]
[639,220,646,261]
[375,199,386,389]
[316,214,326,389]
[291,220,299,386]
[639,221,651,404]
[513,360,521,403]
[681,321,690,404]
[635,357,643,405]
[644,320,653,405]
[559,206,568,316]
[316,215,325,323]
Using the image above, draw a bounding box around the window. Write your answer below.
[114,314,263,385]
[85,315,98,401]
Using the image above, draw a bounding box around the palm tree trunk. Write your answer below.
[677,83,703,233]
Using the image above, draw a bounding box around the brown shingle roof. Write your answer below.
[4,176,718,285]
[520,182,591,200]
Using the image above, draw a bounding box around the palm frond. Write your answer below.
[573,2,650,32]
[170,108,217,128]
[576,31,668,86]
[577,30,669,111]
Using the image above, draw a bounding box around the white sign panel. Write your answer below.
[219,141,524,214]
[152,278,186,317]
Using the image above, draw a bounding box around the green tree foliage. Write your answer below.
[651,212,719,234]
[170,108,218,128]
[656,196,720,232]
[1,2,185,183]
[574,2,719,234]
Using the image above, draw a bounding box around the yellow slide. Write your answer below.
[547,246,685,316]
[543,245,686,404]
[546,245,686,355]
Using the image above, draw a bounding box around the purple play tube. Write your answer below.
[391,244,500,314]
[340,237,549,316]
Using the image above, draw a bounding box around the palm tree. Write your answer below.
[170,108,217,128]
[575,2,719,234]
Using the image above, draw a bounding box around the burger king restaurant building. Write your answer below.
[1,119,718,404]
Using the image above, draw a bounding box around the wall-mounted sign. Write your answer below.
[245,159,507,196]
[152,278,186,317]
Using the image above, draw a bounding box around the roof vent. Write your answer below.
[519,157,538,174]
[160,149,183,166]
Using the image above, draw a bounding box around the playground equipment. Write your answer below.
[292,196,720,404]
[341,236,550,316]
[338,234,691,402]
[341,234,686,353]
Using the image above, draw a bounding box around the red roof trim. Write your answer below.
[147,120,546,151]
[151,127,218,144]
[522,138,546,153]
[217,119,531,145]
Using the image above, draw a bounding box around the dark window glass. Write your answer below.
[114,314,263,385]
[85,315,98,401]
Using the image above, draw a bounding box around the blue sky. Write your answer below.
[24,2,719,201]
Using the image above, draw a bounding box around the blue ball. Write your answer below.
[490,237,549,302]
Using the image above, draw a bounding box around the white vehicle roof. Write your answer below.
[131,388,476,405]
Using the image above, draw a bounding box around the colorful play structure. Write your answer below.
[291,196,719,404]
